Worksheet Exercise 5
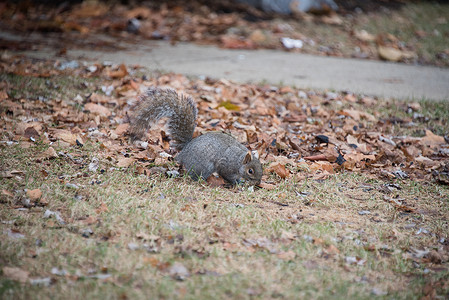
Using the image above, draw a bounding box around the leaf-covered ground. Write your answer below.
[1,52,448,299]
[1,0,449,67]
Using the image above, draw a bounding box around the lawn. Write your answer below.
[1,54,448,299]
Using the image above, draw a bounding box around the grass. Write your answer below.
[354,2,449,66]
[1,140,448,299]
[0,73,100,102]
[1,67,448,299]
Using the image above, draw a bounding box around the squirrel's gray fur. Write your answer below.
[130,87,263,185]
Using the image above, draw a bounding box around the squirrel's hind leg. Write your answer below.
[186,167,213,182]
[182,163,214,182]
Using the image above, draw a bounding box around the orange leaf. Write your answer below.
[96,202,109,214]
[26,189,42,201]
[267,163,290,179]
[258,182,276,190]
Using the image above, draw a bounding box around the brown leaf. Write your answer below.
[83,216,98,225]
[321,14,343,25]
[1,189,14,200]
[313,238,324,245]
[258,182,276,190]
[96,202,109,214]
[39,198,49,206]
[207,175,226,187]
[221,35,255,49]
[420,130,445,147]
[304,154,327,161]
[344,152,376,165]
[408,102,421,112]
[53,129,83,146]
[136,232,160,241]
[277,250,296,261]
[38,147,58,160]
[143,256,163,268]
[245,129,258,144]
[414,156,440,169]
[108,64,128,79]
[354,30,375,42]
[2,266,29,283]
[310,161,334,173]
[15,122,43,136]
[267,163,290,179]
[378,45,403,62]
[339,109,376,122]
[114,123,129,136]
[26,189,42,201]
[325,244,340,255]
[248,29,267,44]
[125,6,152,19]
[84,103,112,117]
[117,157,135,168]
[24,126,40,139]
[0,90,9,100]
[383,196,415,213]
[1,170,25,178]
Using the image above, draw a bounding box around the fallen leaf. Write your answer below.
[207,175,226,187]
[1,189,14,198]
[378,45,403,62]
[39,198,49,206]
[258,182,276,190]
[339,109,376,122]
[383,196,415,213]
[310,161,334,173]
[304,154,327,161]
[53,129,83,146]
[24,126,40,139]
[221,35,255,49]
[277,250,296,261]
[354,30,375,42]
[217,101,240,111]
[3,266,29,283]
[325,244,340,255]
[266,163,290,179]
[38,147,58,159]
[108,64,128,79]
[84,103,112,117]
[26,189,42,201]
[117,157,134,168]
[96,202,109,214]
[114,123,129,135]
[249,29,267,43]
[420,130,445,147]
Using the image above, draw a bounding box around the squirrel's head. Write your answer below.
[240,150,263,185]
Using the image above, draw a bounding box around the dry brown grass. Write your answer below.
[1,139,448,299]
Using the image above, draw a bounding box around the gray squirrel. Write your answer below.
[130,87,263,185]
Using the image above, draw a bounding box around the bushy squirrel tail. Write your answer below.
[130,87,198,150]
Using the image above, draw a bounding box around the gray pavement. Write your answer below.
[4,31,448,101]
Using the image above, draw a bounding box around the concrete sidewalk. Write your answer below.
[5,30,448,101]
[73,41,449,101]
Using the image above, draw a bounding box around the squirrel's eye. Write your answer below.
[248,168,254,174]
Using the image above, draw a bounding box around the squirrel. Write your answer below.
[130,87,263,185]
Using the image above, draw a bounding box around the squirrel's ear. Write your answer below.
[251,150,259,160]
[243,151,252,164]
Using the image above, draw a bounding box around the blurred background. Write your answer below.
[0,0,448,67]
